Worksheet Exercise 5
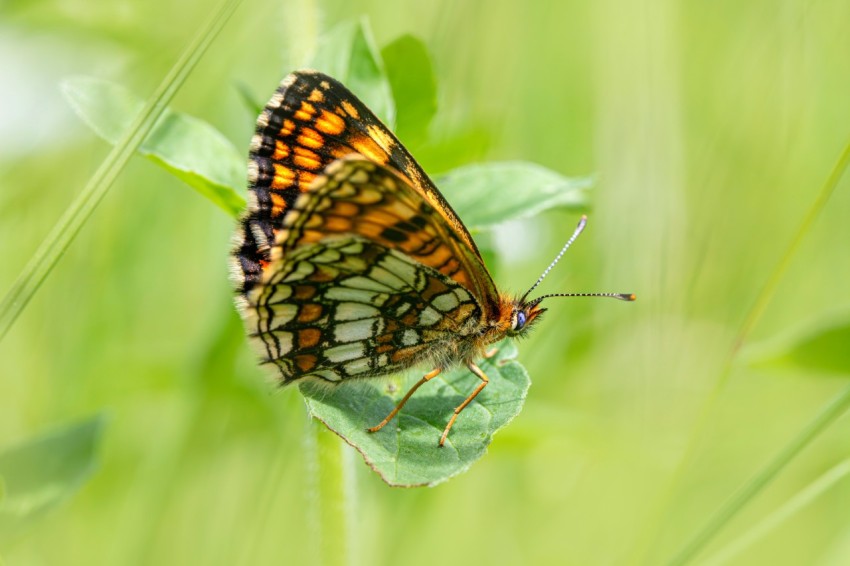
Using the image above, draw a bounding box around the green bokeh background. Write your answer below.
[2,1,850,565]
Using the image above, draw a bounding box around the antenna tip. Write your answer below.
[625,293,636,301]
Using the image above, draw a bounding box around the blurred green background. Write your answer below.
[2,0,850,565]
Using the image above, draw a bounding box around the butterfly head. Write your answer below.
[501,215,635,340]
[504,298,547,338]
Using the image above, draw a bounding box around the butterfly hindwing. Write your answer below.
[248,236,482,383]
[244,158,492,383]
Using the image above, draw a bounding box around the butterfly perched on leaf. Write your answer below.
[231,70,634,446]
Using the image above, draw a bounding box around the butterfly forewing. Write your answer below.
[233,70,495,314]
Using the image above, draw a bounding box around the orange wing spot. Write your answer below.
[272,165,296,189]
[298,328,322,349]
[298,171,317,189]
[349,134,389,165]
[297,128,325,150]
[340,101,360,119]
[331,145,358,159]
[294,354,318,372]
[438,258,461,277]
[281,119,296,136]
[292,147,322,170]
[297,230,324,245]
[308,266,336,283]
[401,310,420,327]
[292,155,322,170]
[375,344,393,354]
[452,271,473,291]
[294,101,316,121]
[421,277,451,302]
[272,140,290,160]
[270,193,286,216]
[294,285,317,300]
[332,201,359,217]
[450,303,477,322]
[298,303,323,323]
[315,110,346,135]
[391,346,423,364]
[325,216,353,232]
[308,88,325,103]
[320,80,331,89]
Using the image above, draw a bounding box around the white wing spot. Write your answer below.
[432,292,460,312]
[263,284,292,305]
[334,319,376,342]
[402,329,419,346]
[325,287,386,306]
[282,261,315,282]
[380,254,418,285]
[342,276,393,293]
[267,331,293,355]
[418,307,442,327]
[369,266,407,289]
[344,358,372,375]
[325,342,366,363]
[335,303,380,321]
[309,369,342,382]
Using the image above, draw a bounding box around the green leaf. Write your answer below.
[436,161,591,231]
[381,34,437,147]
[62,76,246,217]
[0,415,105,541]
[301,341,530,487]
[309,18,395,127]
[746,313,850,375]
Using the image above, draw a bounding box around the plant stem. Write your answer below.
[306,419,358,566]
[0,0,244,343]
[666,384,850,566]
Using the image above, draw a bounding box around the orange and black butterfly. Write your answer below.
[231,70,634,446]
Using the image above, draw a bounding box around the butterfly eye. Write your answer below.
[514,310,527,331]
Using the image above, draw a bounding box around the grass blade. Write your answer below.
[666,384,850,566]
[0,0,244,343]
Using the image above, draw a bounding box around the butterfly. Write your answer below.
[231,70,635,446]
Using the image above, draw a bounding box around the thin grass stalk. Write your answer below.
[666,384,850,566]
[647,138,850,565]
[0,0,244,343]
[701,457,850,566]
[631,137,850,564]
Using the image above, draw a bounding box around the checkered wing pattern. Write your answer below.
[246,159,485,383]
[233,70,497,315]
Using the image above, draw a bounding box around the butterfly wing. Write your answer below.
[232,70,498,315]
[246,158,485,383]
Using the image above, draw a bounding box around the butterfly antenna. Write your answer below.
[520,215,589,303]
[527,292,636,309]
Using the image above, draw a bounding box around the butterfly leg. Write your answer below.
[368,367,442,434]
[483,347,498,359]
[439,362,489,447]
